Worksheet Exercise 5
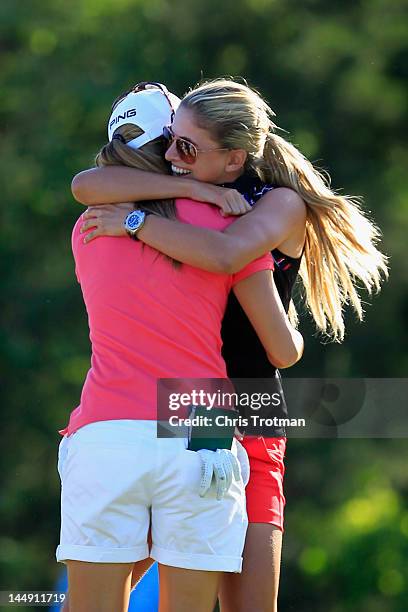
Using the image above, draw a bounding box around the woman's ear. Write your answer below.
[224,149,247,173]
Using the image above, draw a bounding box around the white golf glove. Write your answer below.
[197,448,241,500]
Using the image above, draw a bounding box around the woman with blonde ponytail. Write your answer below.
[74,77,387,612]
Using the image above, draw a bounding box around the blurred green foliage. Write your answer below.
[1,0,407,610]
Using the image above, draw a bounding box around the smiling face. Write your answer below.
[165,105,247,184]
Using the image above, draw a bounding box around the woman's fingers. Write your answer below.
[82,203,132,218]
[220,190,251,216]
[83,229,100,243]
[209,186,251,215]
[80,219,98,232]
[240,200,252,214]
[232,193,251,215]
[80,205,128,241]
[220,202,234,216]
[82,207,100,220]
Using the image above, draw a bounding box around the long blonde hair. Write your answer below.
[182,78,388,341]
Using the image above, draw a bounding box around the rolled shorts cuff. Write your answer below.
[150,544,242,573]
[56,543,149,564]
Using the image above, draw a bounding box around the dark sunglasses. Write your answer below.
[163,125,229,165]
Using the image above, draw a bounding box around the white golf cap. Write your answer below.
[107,82,180,150]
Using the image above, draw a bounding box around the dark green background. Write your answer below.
[1,0,407,610]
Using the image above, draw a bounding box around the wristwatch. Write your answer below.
[124,210,151,240]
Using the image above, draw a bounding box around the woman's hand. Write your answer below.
[189,182,252,217]
[80,202,134,243]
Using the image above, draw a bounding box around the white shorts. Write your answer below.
[56,420,248,572]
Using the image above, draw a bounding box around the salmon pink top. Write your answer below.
[62,198,274,435]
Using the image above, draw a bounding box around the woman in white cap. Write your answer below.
[59,82,304,612]
[73,77,387,612]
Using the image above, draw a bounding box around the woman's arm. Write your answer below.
[138,188,305,272]
[81,187,306,273]
[72,167,197,204]
[232,270,304,369]
[72,167,251,215]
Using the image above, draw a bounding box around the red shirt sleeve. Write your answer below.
[231,252,274,287]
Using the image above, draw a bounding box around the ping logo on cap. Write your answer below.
[109,109,137,132]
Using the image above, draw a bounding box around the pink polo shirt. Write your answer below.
[62,198,274,435]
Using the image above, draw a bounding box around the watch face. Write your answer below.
[125,210,145,233]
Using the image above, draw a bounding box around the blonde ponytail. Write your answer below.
[262,133,388,341]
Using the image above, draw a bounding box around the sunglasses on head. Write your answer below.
[112,81,176,119]
[163,125,229,165]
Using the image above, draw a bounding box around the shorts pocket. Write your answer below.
[179,448,203,492]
